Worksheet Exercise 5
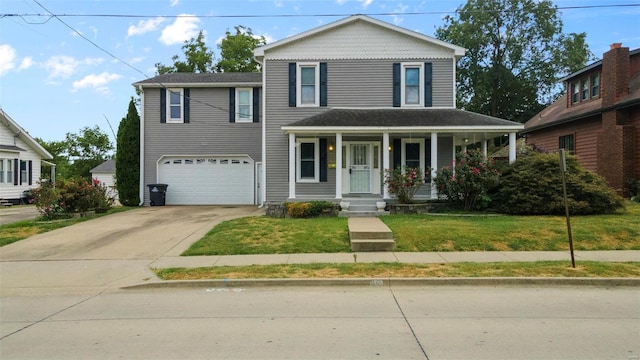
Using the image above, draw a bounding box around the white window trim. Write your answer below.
[297,62,320,107]
[166,88,184,123]
[400,62,424,107]
[296,138,319,183]
[401,138,425,171]
[235,88,253,123]
[0,158,5,184]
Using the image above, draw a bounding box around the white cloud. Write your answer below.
[128,17,165,37]
[129,56,145,64]
[0,44,17,76]
[43,56,104,78]
[392,4,409,25]
[160,15,200,45]
[274,0,284,7]
[18,57,34,70]
[72,72,121,92]
[170,0,180,6]
[44,56,79,78]
[359,0,373,8]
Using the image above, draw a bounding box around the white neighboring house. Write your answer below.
[0,109,55,205]
[90,159,118,201]
[91,159,118,200]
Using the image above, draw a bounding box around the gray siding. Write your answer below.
[265,59,455,201]
[143,87,262,204]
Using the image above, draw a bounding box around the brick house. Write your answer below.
[522,44,640,195]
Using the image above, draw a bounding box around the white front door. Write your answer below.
[349,144,371,193]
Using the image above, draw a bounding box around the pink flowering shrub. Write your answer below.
[32,178,113,219]
[384,166,425,204]
[434,149,499,210]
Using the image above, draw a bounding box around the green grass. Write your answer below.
[155,261,640,280]
[183,216,350,255]
[0,207,135,247]
[183,202,640,255]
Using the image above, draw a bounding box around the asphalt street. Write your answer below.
[1,285,638,359]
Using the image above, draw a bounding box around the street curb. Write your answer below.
[122,277,640,290]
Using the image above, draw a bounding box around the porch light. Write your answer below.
[463,138,469,143]
[328,144,334,152]
[388,145,392,151]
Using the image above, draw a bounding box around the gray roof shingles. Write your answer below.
[286,108,522,127]
[91,159,116,173]
[134,72,262,85]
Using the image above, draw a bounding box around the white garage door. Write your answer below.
[158,156,254,205]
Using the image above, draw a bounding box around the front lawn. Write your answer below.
[183,202,640,256]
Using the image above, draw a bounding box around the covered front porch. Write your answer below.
[281,108,524,202]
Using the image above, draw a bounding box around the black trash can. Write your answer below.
[147,184,168,206]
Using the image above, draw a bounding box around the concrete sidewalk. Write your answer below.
[149,250,640,269]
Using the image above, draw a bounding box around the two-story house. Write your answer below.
[135,15,524,207]
[523,44,640,195]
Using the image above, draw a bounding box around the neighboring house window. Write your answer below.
[298,63,319,106]
[160,88,190,123]
[0,159,5,183]
[235,88,252,122]
[297,138,319,182]
[559,134,575,154]
[571,81,580,104]
[581,77,589,101]
[402,63,424,106]
[6,159,14,184]
[401,138,425,170]
[590,73,600,98]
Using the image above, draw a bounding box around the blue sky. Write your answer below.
[1,0,639,148]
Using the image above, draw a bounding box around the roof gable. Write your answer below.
[0,109,53,159]
[255,15,465,61]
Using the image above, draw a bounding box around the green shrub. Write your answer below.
[627,179,640,202]
[285,201,335,218]
[384,166,425,204]
[31,181,63,220]
[32,178,113,218]
[434,149,499,210]
[492,152,624,215]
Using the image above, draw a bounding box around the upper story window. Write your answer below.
[590,73,600,98]
[167,88,183,123]
[402,64,424,106]
[235,88,253,122]
[297,63,319,106]
[569,72,600,106]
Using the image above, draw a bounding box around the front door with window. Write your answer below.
[349,144,371,193]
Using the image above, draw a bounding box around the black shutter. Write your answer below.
[393,63,401,107]
[28,160,32,185]
[183,88,190,123]
[253,87,260,123]
[393,139,401,168]
[424,63,432,107]
[320,62,327,107]
[229,87,236,123]
[319,138,327,182]
[160,88,166,123]
[13,159,18,185]
[288,63,296,107]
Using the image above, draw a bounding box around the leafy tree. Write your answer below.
[116,98,141,206]
[37,138,72,180]
[66,126,113,180]
[155,31,215,74]
[215,26,266,73]
[435,0,593,123]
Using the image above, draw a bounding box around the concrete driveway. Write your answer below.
[0,206,262,261]
[0,205,39,225]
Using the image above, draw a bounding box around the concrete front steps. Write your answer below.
[339,197,388,217]
[348,217,395,251]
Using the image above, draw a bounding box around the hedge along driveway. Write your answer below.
[183,202,640,256]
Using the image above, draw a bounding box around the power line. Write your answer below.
[3,3,640,19]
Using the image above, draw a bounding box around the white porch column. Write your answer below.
[335,133,342,199]
[288,133,296,199]
[382,132,390,199]
[482,140,488,160]
[509,132,517,164]
[430,132,438,199]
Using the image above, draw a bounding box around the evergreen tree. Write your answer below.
[116,98,140,206]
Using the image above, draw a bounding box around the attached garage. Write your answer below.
[157,155,255,205]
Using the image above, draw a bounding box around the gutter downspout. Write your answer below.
[138,85,145,206]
